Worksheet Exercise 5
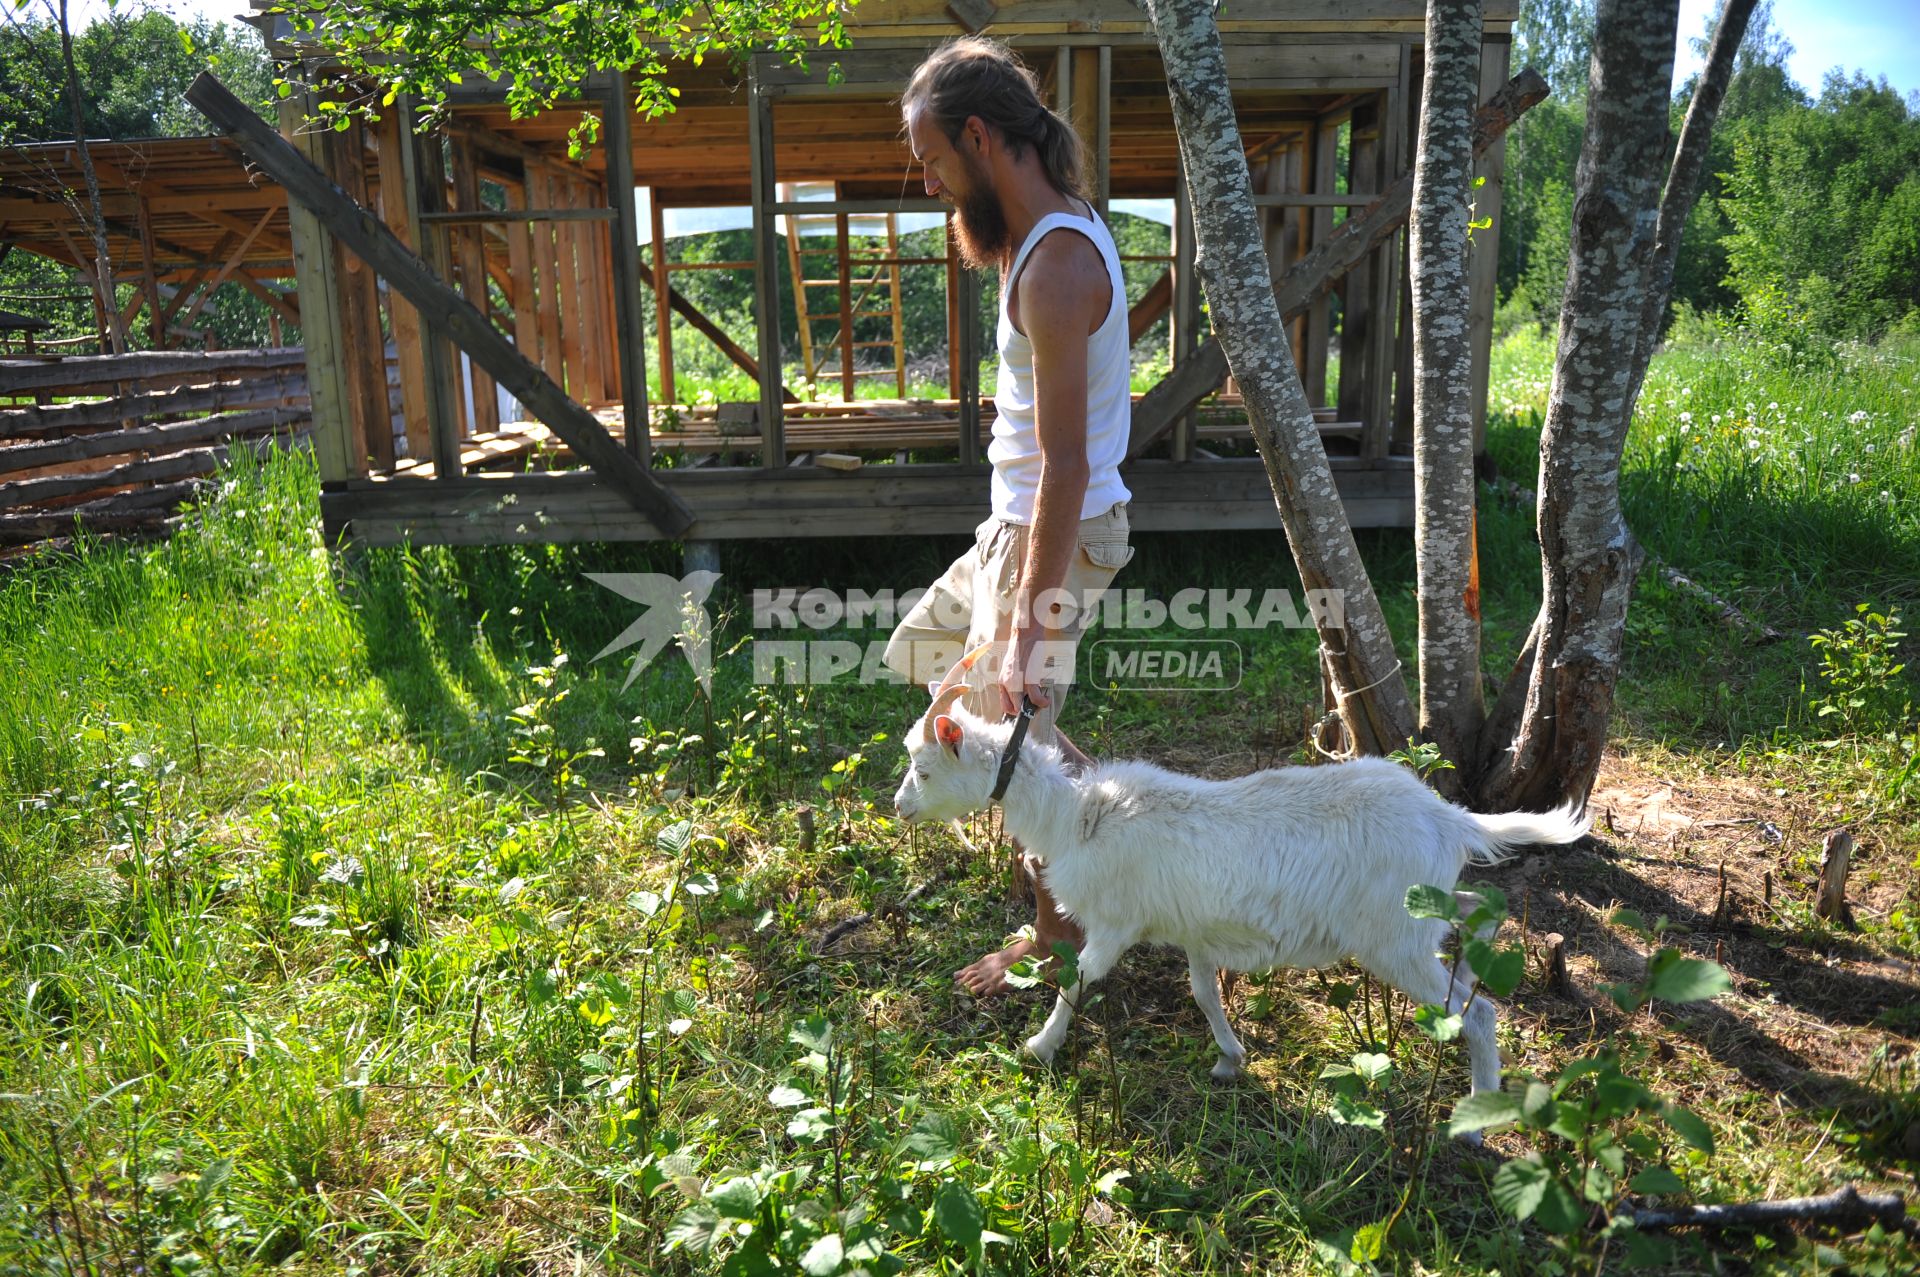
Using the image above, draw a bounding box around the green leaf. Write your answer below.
[1663,1105,1715,1156]
[900,1113,962,1170]
[1412,1005,1462,1041]
[1490,1155,1552,1220]
[790,1014,834,1055]
[1328,1093,1386,1129]
[1351,1051,1393,1083]
[1534,1178,1587,1234]
[1464,939,1526,998]
[1449,1089,1522,1136]
[1610,907,1653,939]
[1350,1221,1388,1263]
[1405,884,1458,921]
[708,1175,763,1220]
[1629,1167,1685,1195]
[1520,1081,1558,1128]
[1644,952,1732,1004]
[933,1181,983,1252]
[768,1084,811,1108]
[665,1202,726,1254]
[1582,1162,1617,1204]
[799,1233,844,1276]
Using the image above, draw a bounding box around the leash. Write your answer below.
[989,694,1040,803]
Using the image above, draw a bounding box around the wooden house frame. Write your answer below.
[223,0,1520,549]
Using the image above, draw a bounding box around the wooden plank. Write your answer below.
[1128,68,1547,458]
[184,73,693,534]
[553,172,590,404]
[0,371,308,437]
[173,206,276,336]
[1170,158,1199,462]
[0,406,310,474]
[328,121,396,470]
[649,191,675,405]
[957,239,981,467]
[0,429,309,511]
[0,347,306,397]
[534,170,565,387]
[136,199,165,348]
[605,71,652,461]
[376,109,432,461]
[417,208,616,224]
[274,95,355,483]
[662,284,798,402]
[1304,114,1340,406]
[837,211,855,401]
[1127,268,1172,343]
[400,99,465,475]
[747,57,785,465]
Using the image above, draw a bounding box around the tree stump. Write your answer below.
[1815,829,1855,928]
[1540,932,1571,996]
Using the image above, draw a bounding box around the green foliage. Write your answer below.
[1808,605,1911,734]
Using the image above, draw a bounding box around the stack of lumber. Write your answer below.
[0,348,312,551]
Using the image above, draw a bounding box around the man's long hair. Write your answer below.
[902,38,1090,201]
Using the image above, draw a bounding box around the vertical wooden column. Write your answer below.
[945,225,962,408]
[1391,46,1422,453]
[328,119,396,470]
[1468,34,1512,454]
[604,70,653,462]
[1304,115,1340,406]
[1061,46,1110,214]
[375,109,431,458]
[836,211,855,402]
[277,93,356,482]
[555,175,590,404]
[1338,101,1377,427]
[399,99,463,480]
[1170,158,1198,462]
[747,57,785,467]
[1366,46,1412,460]
[650,191,675,406]
[449,135,500,434]
[957,249,981,467]
[533,168,565,389]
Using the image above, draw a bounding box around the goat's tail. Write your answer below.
[1462,803,1590,865]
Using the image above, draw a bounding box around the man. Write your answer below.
[883,38,1135,996]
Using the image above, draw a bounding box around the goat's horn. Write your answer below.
[929,641,993,702]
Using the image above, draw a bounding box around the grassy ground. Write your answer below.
[2,328,1916,1275]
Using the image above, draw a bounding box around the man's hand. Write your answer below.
[998,621,1054,717]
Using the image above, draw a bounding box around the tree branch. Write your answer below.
[1631,1186,1909,1235]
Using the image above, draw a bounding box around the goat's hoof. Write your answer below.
[1023,1034,1059,1065]
[1209,1055,1246,1083]
[1455,1129,1485,1147]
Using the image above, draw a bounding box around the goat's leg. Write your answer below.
[1186,954,1249,1080]
[1024,934,1126,1064]
[1364,948,1503,1135]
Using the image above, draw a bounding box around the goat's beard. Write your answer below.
[950,158,1011,272]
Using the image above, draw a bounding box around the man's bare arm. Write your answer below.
[1003,232,1110,709]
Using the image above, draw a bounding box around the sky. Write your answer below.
[65,0,1920,104]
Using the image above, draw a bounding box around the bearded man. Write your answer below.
[882,38,1136,996]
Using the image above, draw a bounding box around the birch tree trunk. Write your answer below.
[1472,0,1680,809]
[1142,0,1415,757]
[1411,0,1487,783]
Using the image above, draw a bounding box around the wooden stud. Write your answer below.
[837,210,855,402]
[748,56,785,466]
[136,198,164,348]
[1170,157,1198,462]
[535,169,565,388]
[650,190,675,405]
[503,174,541,409]
[376,109,433,459]
[1304,114,1340,407]
[328,119,395,470]
[450,136,500,433]
[271,98,354,484]
[604,71,653,462]
[556,172,590,405]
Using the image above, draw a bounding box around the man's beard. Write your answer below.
[950,158,1011,271]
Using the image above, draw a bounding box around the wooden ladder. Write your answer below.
[784,202,908,401]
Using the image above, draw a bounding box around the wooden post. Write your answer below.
[276,94,356,483]
[1468,34,1513,454]
[401,101,464,479]
[535,169,565,388]
[1304,115,1339,406]
[1338,101,1378,428]
[1170,158,1198,462]
[450,135,500,433]
[836,210,855,402]
[747,57,785,467]
[604,71,653,463]
[376,108,432,458]
[555,174,591,405]
[329,119,396,470]
[945,225,962,408]
[650,190,675,406]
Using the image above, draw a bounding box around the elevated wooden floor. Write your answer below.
[323,455,1413,546]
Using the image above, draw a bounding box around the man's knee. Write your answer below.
[882,632,964,689]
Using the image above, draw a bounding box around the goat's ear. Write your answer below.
[933,714,964,753]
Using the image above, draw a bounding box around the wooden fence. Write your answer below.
[0,347,312,552]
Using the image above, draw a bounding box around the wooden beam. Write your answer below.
[605,71,652,462]
[375,108,431,461]
[1,371,308,437]
[173,205,276,335]
[136,198,165,348]
[401,98,467,476]
[504,176,543,384]
[0,406,309,474]
[0,346,306,396]
[186,72,692,534]
[1127,68,1547,458]
[747,57,785,466]
[1127,267,1173,344]
[649,191,675,405]
[661,284,798,403]
[945,0,996,32]
[450,135,500,433]
[327,121,396,471]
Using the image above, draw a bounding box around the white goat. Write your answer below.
[892,654,1587,1100]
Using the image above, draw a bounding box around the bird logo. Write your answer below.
[586,570,722,694]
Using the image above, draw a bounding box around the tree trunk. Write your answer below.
[1142,0,1415,758]
[1472,0,1680,810]
[1411,0,1487,785]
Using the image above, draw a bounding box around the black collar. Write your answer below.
[990,696,1039,803]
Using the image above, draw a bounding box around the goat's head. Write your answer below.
[893,643,1005,824]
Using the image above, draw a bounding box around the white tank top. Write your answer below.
[989,200,1133,524]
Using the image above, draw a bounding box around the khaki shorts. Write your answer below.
[883,502,1133,743]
